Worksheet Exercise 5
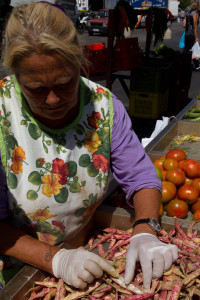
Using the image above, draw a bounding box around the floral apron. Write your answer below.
[0,75,114,247]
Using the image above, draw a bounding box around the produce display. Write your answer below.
[151,44,180,58]
[154,149,200,220]
[169,134,200,150]
[182,107,200,122]
[182,98,200,122]
[25,219,200,299]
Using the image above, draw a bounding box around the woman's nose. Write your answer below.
[45,90,60,105]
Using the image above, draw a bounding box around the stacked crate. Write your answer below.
[167,52,192,116]
[129,60,171,119]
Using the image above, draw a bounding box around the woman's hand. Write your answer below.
[52,248,118,289]
[124,233,179,291]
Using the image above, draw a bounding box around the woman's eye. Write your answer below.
[28,87,46,93]
[56,84,67,90]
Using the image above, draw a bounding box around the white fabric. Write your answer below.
[124,233,179,291]
[141,116,170,148]
[52,248,116,289]
[192,41,200,59]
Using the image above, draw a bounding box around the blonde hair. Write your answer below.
[2,2,86,72]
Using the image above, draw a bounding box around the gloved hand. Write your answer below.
[52,248,118,289]
[124,233,179,291]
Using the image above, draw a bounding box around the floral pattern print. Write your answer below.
[11,146,26,174]
[41,174,63,197]
[84,130,102,153]
[87,111,101,130]
[27,207,57,221]
[0,77,112,245]
[52,158,69,185]
[92,153,109,173]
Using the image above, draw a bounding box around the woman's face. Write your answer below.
[16,53,80,128]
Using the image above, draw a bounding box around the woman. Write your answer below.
[0,2,178,291]
[183,2,199,70]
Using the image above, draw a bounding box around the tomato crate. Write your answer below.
[130,60,172,93]
[129,89,169,119]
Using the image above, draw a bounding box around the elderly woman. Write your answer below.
[0,1,178,291]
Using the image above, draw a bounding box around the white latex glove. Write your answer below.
[52,248,118,289]
[124,233,179,291]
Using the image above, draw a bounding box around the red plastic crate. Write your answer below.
[83,43,107,74]
[82,38,141,75]
[84,43,105,51]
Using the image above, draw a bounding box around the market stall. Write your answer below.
[83,5,192,119]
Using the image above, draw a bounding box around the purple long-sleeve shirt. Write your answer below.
[0,95,162,219]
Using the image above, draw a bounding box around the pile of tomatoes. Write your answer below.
[154,149,200,220]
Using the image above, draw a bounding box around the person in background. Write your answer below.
[183,1,200,70]
[0,1,178,292]
[179,8,186,25]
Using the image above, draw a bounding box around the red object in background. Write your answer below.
[85,43,105,51]
[167,9,174,22]
[82,38,141,75]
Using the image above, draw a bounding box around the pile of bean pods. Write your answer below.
[26,218,200,299]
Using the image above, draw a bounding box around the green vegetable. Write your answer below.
[189,108,200,113]
[184,112,200,118]
[185,116,200,121]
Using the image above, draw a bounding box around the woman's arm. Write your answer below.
[110,96,162,236]
[131,188,161,236]
[193,13,199,41]
[111,95,162,205]
[0,158,60,274]
[0,220,59,273]
[183,17,186,28]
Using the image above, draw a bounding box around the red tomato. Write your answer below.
[161,169,167,181]
[161,181,177,203]
[185,177,193,185]
[192,178,200,196]
[153,156,166,171]
[192,209,200,221]
[159,203,164,216]
[177,184,199,205]
[178,160,186,170]
[166,198,188,218]
[163,158,179,171]
[192,199,200,213]
[182,160,200,179]
[166,168,186,186]
[166,149,186,162]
